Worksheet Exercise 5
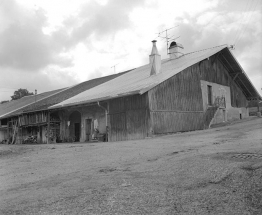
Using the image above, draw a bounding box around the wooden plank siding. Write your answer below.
[149,65,203,111]
[199,55,247,107]
[109,113,126,142]
[152,111,204,134]
[148,64,204,134]
[108,52,248,139]
[148,53,247,135]
[108,94,149,141]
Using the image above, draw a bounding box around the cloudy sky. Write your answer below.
[0,0,261,101]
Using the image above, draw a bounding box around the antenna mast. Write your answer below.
[111,63,119,74]
[157,25,179,55]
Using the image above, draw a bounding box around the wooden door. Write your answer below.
[109,113,126,142]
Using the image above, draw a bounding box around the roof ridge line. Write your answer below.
[160,44,228,62]
[184,44,228,56]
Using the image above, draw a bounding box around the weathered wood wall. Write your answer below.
[106,52,248,139]
[152,111,204,133]
[148,52,248,134]
[148,64,204,134]
[199,55,247,107]
[108,94,149,141]
[149,65,203,111]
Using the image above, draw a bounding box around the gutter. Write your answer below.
[97,101,108,127]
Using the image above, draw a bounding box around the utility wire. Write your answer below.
[235,0,260,46]
[233,0,253,43]
[234,0,258,46]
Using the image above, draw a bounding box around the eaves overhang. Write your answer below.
[218,48,261,100]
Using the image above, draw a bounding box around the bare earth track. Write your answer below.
[0,117,262,214]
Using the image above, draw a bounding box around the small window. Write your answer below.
[207,85,212,105]
[0,119,7,126]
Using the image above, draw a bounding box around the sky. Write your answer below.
[0,0,261,101]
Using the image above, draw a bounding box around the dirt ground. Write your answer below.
[0,117,262,215]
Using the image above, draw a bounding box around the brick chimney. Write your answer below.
[149,40,161,76]
[169,41,184,59]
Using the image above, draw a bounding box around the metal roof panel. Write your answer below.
[50,45,227,108]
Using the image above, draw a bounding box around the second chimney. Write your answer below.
[149,40,161,76]
[169,41,184,59]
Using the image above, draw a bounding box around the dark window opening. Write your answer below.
[74,123,80,142]
[240,114,242,119]
[207,85,212,105]
[0,118,7,126]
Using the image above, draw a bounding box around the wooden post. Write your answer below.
[257,98,260,112]
[7,121,10,144]
[47,111,50,144]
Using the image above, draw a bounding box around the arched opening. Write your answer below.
[69,111,81,142]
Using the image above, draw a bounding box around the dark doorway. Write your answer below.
[85,119,92,141]
[69,111,81,142]
[74,123,80,141]
[240,113,242,119]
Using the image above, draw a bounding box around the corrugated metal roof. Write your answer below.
[0,70,131,119]
[50,45,228,108]
[20,70,131,113]
[0,88,65,119]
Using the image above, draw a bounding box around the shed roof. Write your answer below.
[51,44,260,109]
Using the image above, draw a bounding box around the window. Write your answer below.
[207,85,212,105]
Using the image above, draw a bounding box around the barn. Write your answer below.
[50,41,261,142]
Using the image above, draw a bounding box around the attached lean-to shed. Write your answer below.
[0,71,131,144]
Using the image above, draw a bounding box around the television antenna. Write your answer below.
[111,63,119,73]
[156,25,180,55]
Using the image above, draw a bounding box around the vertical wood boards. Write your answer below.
[18,111,48,126]
[151,111,204,134]
[126,109,148,140]
[109,94,148,114]
[148,64,204,111]
[109,112,126,142]
[108,94,149,141]
[148,64,204,134]
[148,51,247,135]
[199,55,247,107]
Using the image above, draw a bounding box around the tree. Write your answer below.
[11,88,34,100]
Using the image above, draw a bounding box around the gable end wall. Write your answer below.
[199,55,247,107]
[148,63,204,134]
